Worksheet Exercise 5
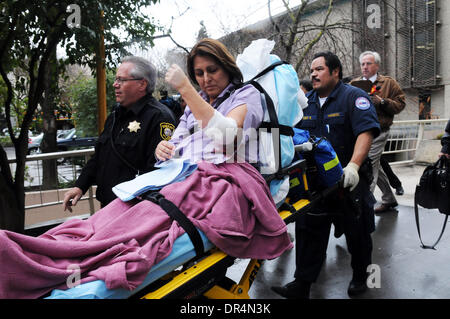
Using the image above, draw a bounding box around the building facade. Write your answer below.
[352,0,448,121]
[222,0,449,121]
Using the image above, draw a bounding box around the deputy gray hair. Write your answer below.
[121,56,156,94]
[359,51,381,65]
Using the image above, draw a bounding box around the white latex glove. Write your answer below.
[343,162,360,191]
[165,64,190,91]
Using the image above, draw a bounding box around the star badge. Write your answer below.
[128,120,141,133]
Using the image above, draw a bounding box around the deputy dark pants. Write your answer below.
[294,197,374,283]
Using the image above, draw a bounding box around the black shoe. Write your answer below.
[347,279,367,296]
[395,186,404,196]
[271,280,311,299]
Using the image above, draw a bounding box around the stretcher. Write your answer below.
[45,153,340,299]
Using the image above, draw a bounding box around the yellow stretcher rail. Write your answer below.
[140,195,311,299]
[142,248,229,299]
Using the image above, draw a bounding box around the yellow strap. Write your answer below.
[323,157,339,171]
[290,177,300,188]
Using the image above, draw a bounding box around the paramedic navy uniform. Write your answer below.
[75,94,176,207]
[295,81,380,283]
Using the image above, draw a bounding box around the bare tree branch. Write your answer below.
[295,0,334,72]
[268,0,285,47]
[284,0,309,61]
[151,33,190,54]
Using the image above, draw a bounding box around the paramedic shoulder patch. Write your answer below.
[355,97,371,110]
[160,122,175,140]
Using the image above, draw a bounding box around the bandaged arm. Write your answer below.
[204,109,239,147]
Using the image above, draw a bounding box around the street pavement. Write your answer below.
[227,163,450,299]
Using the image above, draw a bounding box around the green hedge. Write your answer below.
[0,136,13,147]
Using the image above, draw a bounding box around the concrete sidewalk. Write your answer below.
[373,163,425,208]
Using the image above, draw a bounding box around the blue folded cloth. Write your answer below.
[112,158,198,201]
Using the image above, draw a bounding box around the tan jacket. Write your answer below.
[351,74,405,132]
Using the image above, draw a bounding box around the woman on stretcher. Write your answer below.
[0,38,293,299]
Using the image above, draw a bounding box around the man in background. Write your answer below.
[351,51,405,213]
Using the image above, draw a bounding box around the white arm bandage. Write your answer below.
[204,110,238,147]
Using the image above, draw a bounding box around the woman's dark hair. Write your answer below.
[187,38,243,85]
[312,51,343,80]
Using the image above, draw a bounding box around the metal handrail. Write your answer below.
[391,119,448,125]
[7,148,97,223]
[8,148,95,163]
[386,118,448,165]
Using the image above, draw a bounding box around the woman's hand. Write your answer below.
[155,140,175,161]
[165,64,191,92]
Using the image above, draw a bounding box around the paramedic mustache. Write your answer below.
[311,66,336,97]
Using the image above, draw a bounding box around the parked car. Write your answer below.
[56,128,97,151]
[27,133,44,154]
[3,128,33,138]
[27,129,97,154]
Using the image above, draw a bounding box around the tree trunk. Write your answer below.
[0,146,22,232]
[41,46,58,190]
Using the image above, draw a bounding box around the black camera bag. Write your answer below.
[414,157,450,249]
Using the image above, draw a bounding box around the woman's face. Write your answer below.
[193,55,231,104]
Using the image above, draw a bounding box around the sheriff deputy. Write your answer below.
[63,56,176,209]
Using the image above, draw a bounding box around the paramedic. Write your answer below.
[272,51,380,298]
[155,38,263,165]
[63,56,176,209]
[351,51,406,213]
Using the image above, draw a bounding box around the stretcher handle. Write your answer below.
[263,159,307,183]
[294,142,313,152]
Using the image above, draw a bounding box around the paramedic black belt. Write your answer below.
[143,191,205,258]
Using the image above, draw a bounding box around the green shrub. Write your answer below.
[0,136,13,147]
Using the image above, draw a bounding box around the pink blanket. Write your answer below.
[0,162,292,299]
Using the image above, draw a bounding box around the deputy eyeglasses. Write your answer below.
[114,77,144,84]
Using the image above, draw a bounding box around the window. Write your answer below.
[395,0,438,88]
